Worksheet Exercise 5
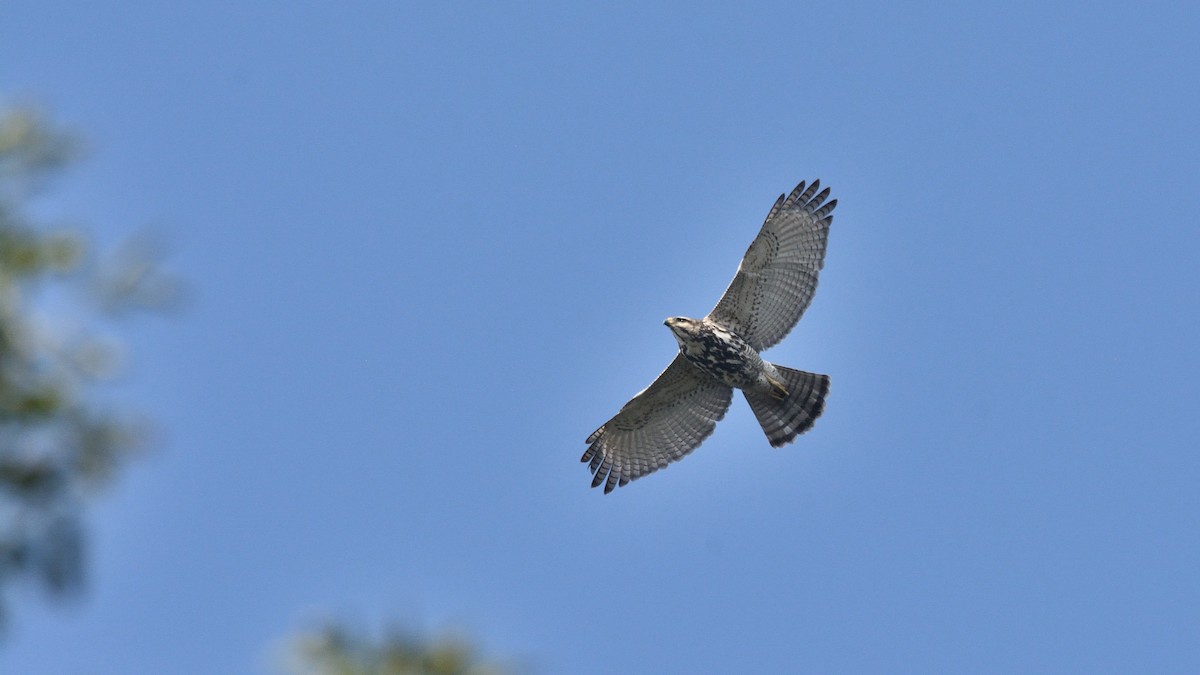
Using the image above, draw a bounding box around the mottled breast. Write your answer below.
[678,321,765,390]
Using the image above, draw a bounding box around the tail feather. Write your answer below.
[744,366,829,447]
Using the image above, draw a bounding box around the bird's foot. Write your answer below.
[767,376,789,400]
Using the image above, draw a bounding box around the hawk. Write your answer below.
[583,180,836,493]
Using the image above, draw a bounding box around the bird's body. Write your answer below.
[583,180,837,493]
[664,316,781,396]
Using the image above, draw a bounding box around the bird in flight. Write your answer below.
[583,180,836,493]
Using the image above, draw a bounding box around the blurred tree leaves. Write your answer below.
[0,106,176,626]
[3,105,519,672]
[287,623,517,675]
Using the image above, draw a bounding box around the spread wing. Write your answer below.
[582,354,733,493]
[707,180,836,351]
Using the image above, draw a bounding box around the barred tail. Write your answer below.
[744,366,829,447]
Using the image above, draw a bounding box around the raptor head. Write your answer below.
[664,316,699,345]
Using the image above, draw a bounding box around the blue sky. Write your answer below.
[3,1,1199,673]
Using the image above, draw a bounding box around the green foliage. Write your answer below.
[0,106,173,625]
[288,623,517,675]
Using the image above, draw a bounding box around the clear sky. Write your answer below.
[2,2,1198,673]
